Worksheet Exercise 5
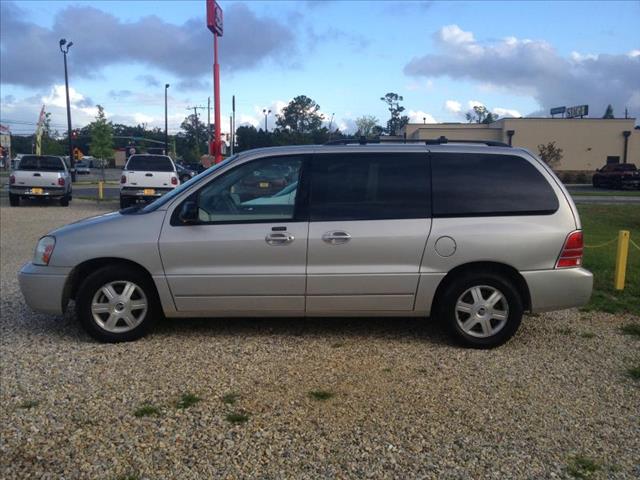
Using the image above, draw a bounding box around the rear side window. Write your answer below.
[18,155,65,171]
[310,153,430,221]
[126,155,174,172]
[431,153,558,217]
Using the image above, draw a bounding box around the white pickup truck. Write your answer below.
[120,154,179,209]
[9,155,72,207]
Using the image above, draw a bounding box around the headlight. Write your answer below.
[33,236,56,266]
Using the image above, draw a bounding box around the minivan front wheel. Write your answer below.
[76,266,160,342]
[439,273,523,348]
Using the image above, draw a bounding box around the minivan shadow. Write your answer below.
[153,315,452,346]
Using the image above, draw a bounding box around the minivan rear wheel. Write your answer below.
[439,272,523,348]
[76,265,160,342]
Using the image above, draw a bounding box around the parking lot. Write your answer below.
[1,199,639,479]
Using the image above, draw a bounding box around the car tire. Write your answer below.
[120,197,131,209]
[592,177,599,188]
[9,193,19,207]
[180,174,190,184]
[438,272,523,349]
[76,265,161,343]
[60,195,70,207]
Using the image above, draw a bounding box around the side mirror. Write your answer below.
[179,200,199,224]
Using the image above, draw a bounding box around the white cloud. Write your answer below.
[444,100,462,114]
[404,26,640,118]
[467,100,484,109]
[437,24,475,46]
[408,110,437,124]
[492,107,522,118]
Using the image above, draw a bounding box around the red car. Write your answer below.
[592,163,640,190]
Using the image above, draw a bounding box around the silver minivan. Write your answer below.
[18,142,593,348]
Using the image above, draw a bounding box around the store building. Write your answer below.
[401,118,639,171]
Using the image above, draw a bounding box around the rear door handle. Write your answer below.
[265,232,295,246]
[322,231,351,245]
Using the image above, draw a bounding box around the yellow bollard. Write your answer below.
[613,230,630,290]
[98,180,104,201]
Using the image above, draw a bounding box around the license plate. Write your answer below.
[259,182,269,188]
[31,188,44,195]
[143,188,155,195]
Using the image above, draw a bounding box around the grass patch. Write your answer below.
[116,475,140,480]
[627,366,640,380]
[578,205,639,315]
[225,412,249,424]
[308,390,334,401]
[556,327,573,335]
[176,393,201,409]
[566,454,602,479]
[580,332,595,339]
[570,190,640,197]
[133,403,161,417]
[620,323,640,338]
[382,367,392,373]
[221,393,239,405]
[18,400,39,409]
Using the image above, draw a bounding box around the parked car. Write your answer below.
[18,142,593,347]
[592,163,640,189]
[9,155,72,207]
[74,160,91,175]
[119,154,179,209]
[175,163,197,183]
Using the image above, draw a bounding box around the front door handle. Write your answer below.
[322,231,351,245]
[265,232,295,246]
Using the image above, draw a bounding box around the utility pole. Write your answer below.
[186,105,206,157]
[263,109,271,132]
[164,83,170,156]
[59,38,75,182]
[207,97,212,155]
[231,95,235,155]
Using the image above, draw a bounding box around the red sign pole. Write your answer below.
[207,0,223,163]
[213,32,221,163]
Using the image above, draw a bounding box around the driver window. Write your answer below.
[196,156,303,223]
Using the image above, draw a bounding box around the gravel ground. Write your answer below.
[1,200,639,480]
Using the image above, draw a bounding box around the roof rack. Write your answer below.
[323,135,510,147]
[425,136,511,147]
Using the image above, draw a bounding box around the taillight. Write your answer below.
[556,230,583,268]
[57,177,65,186]
[171,176,178,185]
[9,175,15,185]
[121,175,126,184]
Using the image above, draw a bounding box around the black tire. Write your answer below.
[120,196,132,209]
[76,265,161,342]
[592,177,599,188]
[438,272,523,349]
[60,195,70,207]
[9,193,19,207]
[180,174,190,184]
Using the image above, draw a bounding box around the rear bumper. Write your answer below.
[18,263,71,316]
[120,187,174,199]
[522,267,593,312]
[10,186,66,197]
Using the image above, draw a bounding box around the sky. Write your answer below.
[1,0,639,137]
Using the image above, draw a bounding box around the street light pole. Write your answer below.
[263,109,271,132]
[164,84,170,156]
[59,38,75,182]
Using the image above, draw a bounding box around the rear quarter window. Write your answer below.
[17,156,65,171]
[431,153,559,217]
[126,155,174,172]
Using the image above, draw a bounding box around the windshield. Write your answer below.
[139,155,238,213]
[614,164,637,171]
[18,155,65,171]
[126,155,174,172]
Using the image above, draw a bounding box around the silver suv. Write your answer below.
[18,142,593,348]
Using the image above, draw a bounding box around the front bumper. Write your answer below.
[10,186,66,197]
[18,262,72,316]
[522,267,593,312]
